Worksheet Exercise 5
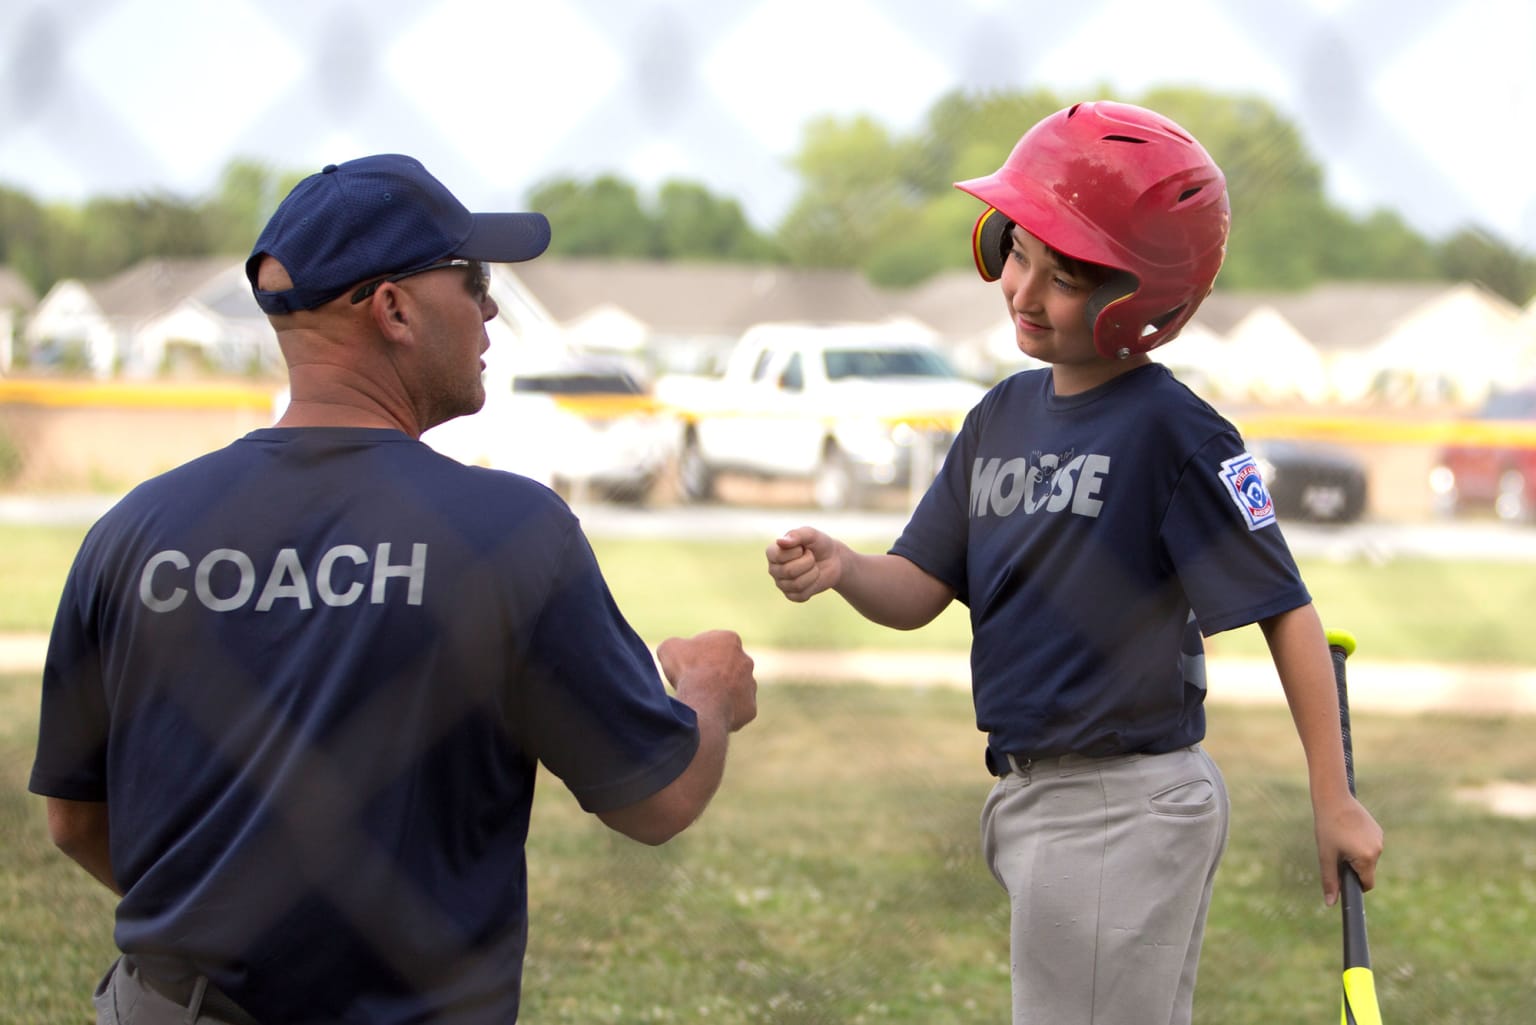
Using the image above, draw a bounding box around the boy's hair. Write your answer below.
[991,223,1115,287]
[991,219,1137,335]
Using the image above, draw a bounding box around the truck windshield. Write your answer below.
[512,372,643,395]
[1478,390,1536,419]
[823,348,957,381]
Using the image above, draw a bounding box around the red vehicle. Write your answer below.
[1429,388,1536,523]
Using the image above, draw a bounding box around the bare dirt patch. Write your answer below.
[1455,781,1536,819]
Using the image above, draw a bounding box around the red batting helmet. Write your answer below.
[955,101,1229,358]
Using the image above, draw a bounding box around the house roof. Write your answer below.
[192,264,269,321]
[508,258,895,336]
[895,270,1005,338]
[1193,282,1459,352]
[88,257,241,320]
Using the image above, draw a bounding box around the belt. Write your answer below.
[124,956,262,1025]
[986,745,1197,777]
[985,748,1035,777]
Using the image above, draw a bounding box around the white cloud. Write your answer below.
[1372,0,1536,242]
[391,1,621,172]
[1031,0,1293,104]
[705,0,952,152]
[73,0,298,196]
[0,0,1531,250]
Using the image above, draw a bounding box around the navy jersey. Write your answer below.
[30,428,699,1025]
[893,364,1309,762]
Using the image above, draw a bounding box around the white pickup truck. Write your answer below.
[657,322,989,509]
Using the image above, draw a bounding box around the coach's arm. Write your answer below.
[46,797,122,896]
[597,631,757,846]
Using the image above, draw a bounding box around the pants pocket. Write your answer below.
[92,957,122,1024]
[1147,776,1218,817]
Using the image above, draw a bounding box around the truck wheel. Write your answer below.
[1428,475,1461,519]
[599,473,656,505]
[812,447,858,510]
[678,436,715,503]
[1495,469,1531,523]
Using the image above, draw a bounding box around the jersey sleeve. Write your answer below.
[1162,433,1312,635]
[29,558,111,802]
[889,399,984,604]
[513,528,700,814]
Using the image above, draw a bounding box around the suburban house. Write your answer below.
[1170,282,1534,407]
[0,266,39,374]
[504,258,909,376]
[21,258,270,378]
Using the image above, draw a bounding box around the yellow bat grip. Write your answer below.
[1341,965,1382,1025]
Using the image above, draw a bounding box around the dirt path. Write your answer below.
[5,633,1534,716]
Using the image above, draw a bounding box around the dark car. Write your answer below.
[1250,439,1370,524]
[1429,388,1536,523]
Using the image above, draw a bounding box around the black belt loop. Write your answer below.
[985,748,1033,778]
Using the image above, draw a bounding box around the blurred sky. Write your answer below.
[2,0,1533,252]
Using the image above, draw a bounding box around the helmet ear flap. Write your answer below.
[1085,272,1139,353]
[971,207,1011,282]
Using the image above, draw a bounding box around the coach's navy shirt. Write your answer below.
[31,428,699,1024]
[893,364,1309,762]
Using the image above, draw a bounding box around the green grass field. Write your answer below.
[4,522,1535,1022]
[6,523,1536,665]
[3,674,1533,1024]
[585,535,1536,665]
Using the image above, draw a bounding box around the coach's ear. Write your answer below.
[367,281,416,340]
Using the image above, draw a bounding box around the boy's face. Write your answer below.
[1000,225,1142,393]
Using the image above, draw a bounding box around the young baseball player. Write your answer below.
[766,101,1383,1025]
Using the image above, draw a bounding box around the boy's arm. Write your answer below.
[767,527,954,630]
[1259,602,1384,905]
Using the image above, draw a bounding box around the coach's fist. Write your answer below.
[658,630,757,733]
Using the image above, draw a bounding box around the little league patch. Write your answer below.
[1219,452,1276,530]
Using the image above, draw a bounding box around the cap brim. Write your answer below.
[458,212,552,264]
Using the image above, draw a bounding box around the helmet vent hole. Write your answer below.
[1143,304,1187,335]
[1101,134,1148,145]
[1177,186,1205,204]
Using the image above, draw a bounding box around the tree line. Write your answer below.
[2,87,1533,305]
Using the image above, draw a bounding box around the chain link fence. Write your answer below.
[3,0,1533,251]
[5,4,1536,1022]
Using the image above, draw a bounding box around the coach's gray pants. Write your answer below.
[981,745,1229,1025]
[93,957,253,1025]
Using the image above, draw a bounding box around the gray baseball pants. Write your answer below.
[980,745,1230,1025]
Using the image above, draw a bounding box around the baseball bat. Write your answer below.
[1326,628,1382,1025]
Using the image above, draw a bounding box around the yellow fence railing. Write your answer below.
[1237,413,1536,449]
[0,378,279,412]
[7,378,1536,450]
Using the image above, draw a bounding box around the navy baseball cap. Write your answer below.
[246,154,552,314]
